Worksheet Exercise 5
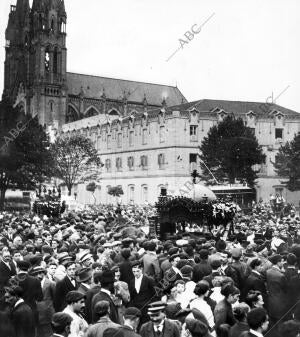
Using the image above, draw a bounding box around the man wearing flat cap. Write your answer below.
[63,290,88,337]
[51,312,73,337]
[119,307,142,337]
[140,301,180,337]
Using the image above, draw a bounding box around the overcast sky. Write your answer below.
[0,0,299,112]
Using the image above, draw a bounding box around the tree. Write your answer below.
[108,186,124,198]
[50,134,102,196]
[199,115,265,187]
[86,181,97,204]
[273,133,300,191]
[0,100,52,210]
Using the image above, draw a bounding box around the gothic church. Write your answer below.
[2,0,187,128]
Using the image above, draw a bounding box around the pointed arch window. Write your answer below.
[66,105,78,123]
[50,17,55,33]
[85,107,98,118]
[53,47,58,74]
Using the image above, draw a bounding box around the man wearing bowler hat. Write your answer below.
[77,267,93,295]
[140,301,180,337]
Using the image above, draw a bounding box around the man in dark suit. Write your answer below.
[241,307,269,337]
[140,301,180,337]
[54,261,78,312]
[91,270,120,324]
[192,249,212,282]
[4,285,36,337]
[31,266,56,337]
[85,272,102,324]
[119,307,142,337]
[77,267,93,295]
[284,253,298,282]
[14,260,43,327]
[163,255,182,293]
[266,254,288,332]
[0,248,16,309]
[242,258,267,303]
[203,259,222,288]
[128,261,156,323]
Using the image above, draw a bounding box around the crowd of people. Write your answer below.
[0,201,300,337]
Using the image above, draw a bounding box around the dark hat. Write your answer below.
[57,252,72,265]
[121,248,131,259]
[180,265,193,277]
[94,300,110,315]
[148,301,166,314]
[51,312,73,329]
[287,253,298,265]
[17,260,31,271]
[169,254,180,262]
[122,238,134,247]
[210,259,221,269]
[5,285,23,297]
[131,260,143,268]
[168,247,179,256]
[65,291,85,304]
[165,302,182,319]
[185,318,208,335]
[269,254,283,265]
[124,307,141,318]
[76,267,93,283]
[41,245,52,255]
[29,254,43,267]
[100,270,115,285]
[30,266,46,276]
[199,249,209,260]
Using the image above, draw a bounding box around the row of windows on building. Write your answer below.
[104,126,285,150]
[106,184,149,203]
[104,154,167,172]
[105,126,166,149]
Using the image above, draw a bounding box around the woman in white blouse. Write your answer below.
[189,282,215,334]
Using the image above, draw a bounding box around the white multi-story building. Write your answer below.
[62,99,300,205]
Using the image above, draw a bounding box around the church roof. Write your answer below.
[66,72,187,107]
[168,99,299,117]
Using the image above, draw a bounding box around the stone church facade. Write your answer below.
[2,0,187,129]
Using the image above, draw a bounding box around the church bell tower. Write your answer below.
[29,0,67,127]
[3,0,67,127]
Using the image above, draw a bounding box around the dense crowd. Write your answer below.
[1,202,300,337]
